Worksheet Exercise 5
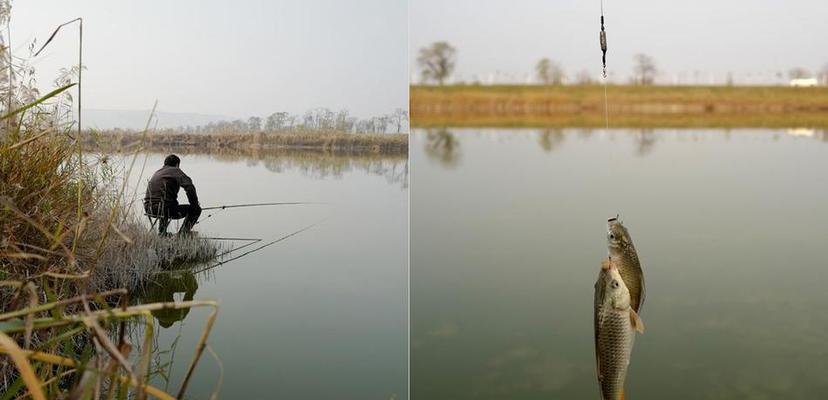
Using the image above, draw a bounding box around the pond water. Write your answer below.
[411,128,828,399]
[124,152,408,399]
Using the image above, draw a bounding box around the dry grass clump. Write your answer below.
[0,7,220,397]
[0,98,219,292]
[94,217,219,291]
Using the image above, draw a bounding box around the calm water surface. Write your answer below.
[411,128,828,399]
[126,152,408,399]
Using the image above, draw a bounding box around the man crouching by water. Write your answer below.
[143,154,201,236]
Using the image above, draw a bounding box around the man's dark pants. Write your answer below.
[144,201,201,235]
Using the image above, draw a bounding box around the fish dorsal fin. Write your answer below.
[620,388,625,400]
[630,309,645,334]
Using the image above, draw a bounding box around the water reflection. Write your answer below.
[109,148,408,187]
[418,127,828,159]
[139,271,200,328]
[424,128,461,167]
[787,128,815,137]
[412,127,828,399]
[537,129,565,152]
[634,129,657,156]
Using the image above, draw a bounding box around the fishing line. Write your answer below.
[200,202,324,211]
[196,237,262,242]
[214,238,262,258]
[195,202,326,226]
[156,217,328,275]
[192,217,329,275]
[600,0,610,131]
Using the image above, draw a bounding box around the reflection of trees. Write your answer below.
[537,129,565,152]
[425,128,461,168]
[634,129,657,157]
[577,128,594,140]
[116,148,408,187]
[255,154,408,187]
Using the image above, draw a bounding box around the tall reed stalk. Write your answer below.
[1,5,221,397]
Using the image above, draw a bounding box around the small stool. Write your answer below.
[145,213,171,235]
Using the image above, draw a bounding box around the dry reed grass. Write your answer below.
[1,9,221,397]
[411,84,828,128]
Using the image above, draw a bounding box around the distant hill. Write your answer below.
[83,109,235,130]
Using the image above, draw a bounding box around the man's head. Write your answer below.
[164,154,181,167]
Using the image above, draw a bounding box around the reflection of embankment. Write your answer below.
[94,138,409,186]
[87,130,408,156]
[419,128,828,160]
[411,85,828,128]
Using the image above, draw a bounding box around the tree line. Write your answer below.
[162,108,409,135]
[417,41,828,86]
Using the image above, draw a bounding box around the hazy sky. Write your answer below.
[10,0,407,119]
[411,0,828,85]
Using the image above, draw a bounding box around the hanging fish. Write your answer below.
[594,260,644,400]
[606,216,645,313]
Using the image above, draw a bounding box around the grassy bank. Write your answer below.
[86,129,409,156]
[410,84,828,128]
[1,90,221,398]
[0,20,221,396]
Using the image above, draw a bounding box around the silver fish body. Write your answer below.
[607,217,645,313]
[594,262,643,400]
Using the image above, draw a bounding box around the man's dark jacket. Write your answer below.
[144,166,199,207]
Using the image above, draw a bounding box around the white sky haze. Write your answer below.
[410,0,828,85]
[11,0,408,119]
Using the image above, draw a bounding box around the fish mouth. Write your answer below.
[602,257,617,271]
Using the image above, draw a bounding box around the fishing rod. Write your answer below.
[200,202,323,211]
[158,217,327,275]
[196,237,262,242]
[195,201,326,225]
[193,220,323,275]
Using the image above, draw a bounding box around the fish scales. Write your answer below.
[607,219,645,313]
[594,264,641,400]
[595,303,635,399]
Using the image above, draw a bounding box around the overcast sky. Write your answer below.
[411,0,828,85]
[10,0,407,119]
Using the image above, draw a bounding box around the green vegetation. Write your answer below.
[411,84,828,128]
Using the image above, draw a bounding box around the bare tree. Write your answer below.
[820,63,828,85]
[265,112,289,131]
[335,109,351,132]
[247,116,261,132]
[535,58,565,85]
[575,69,595,85]
[392,108,408,133]
[417,41,456,85]
[632,54,657,85]
[788,67,811,80]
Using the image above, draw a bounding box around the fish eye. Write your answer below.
[611,280,619,289]
[609,234,615,240]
